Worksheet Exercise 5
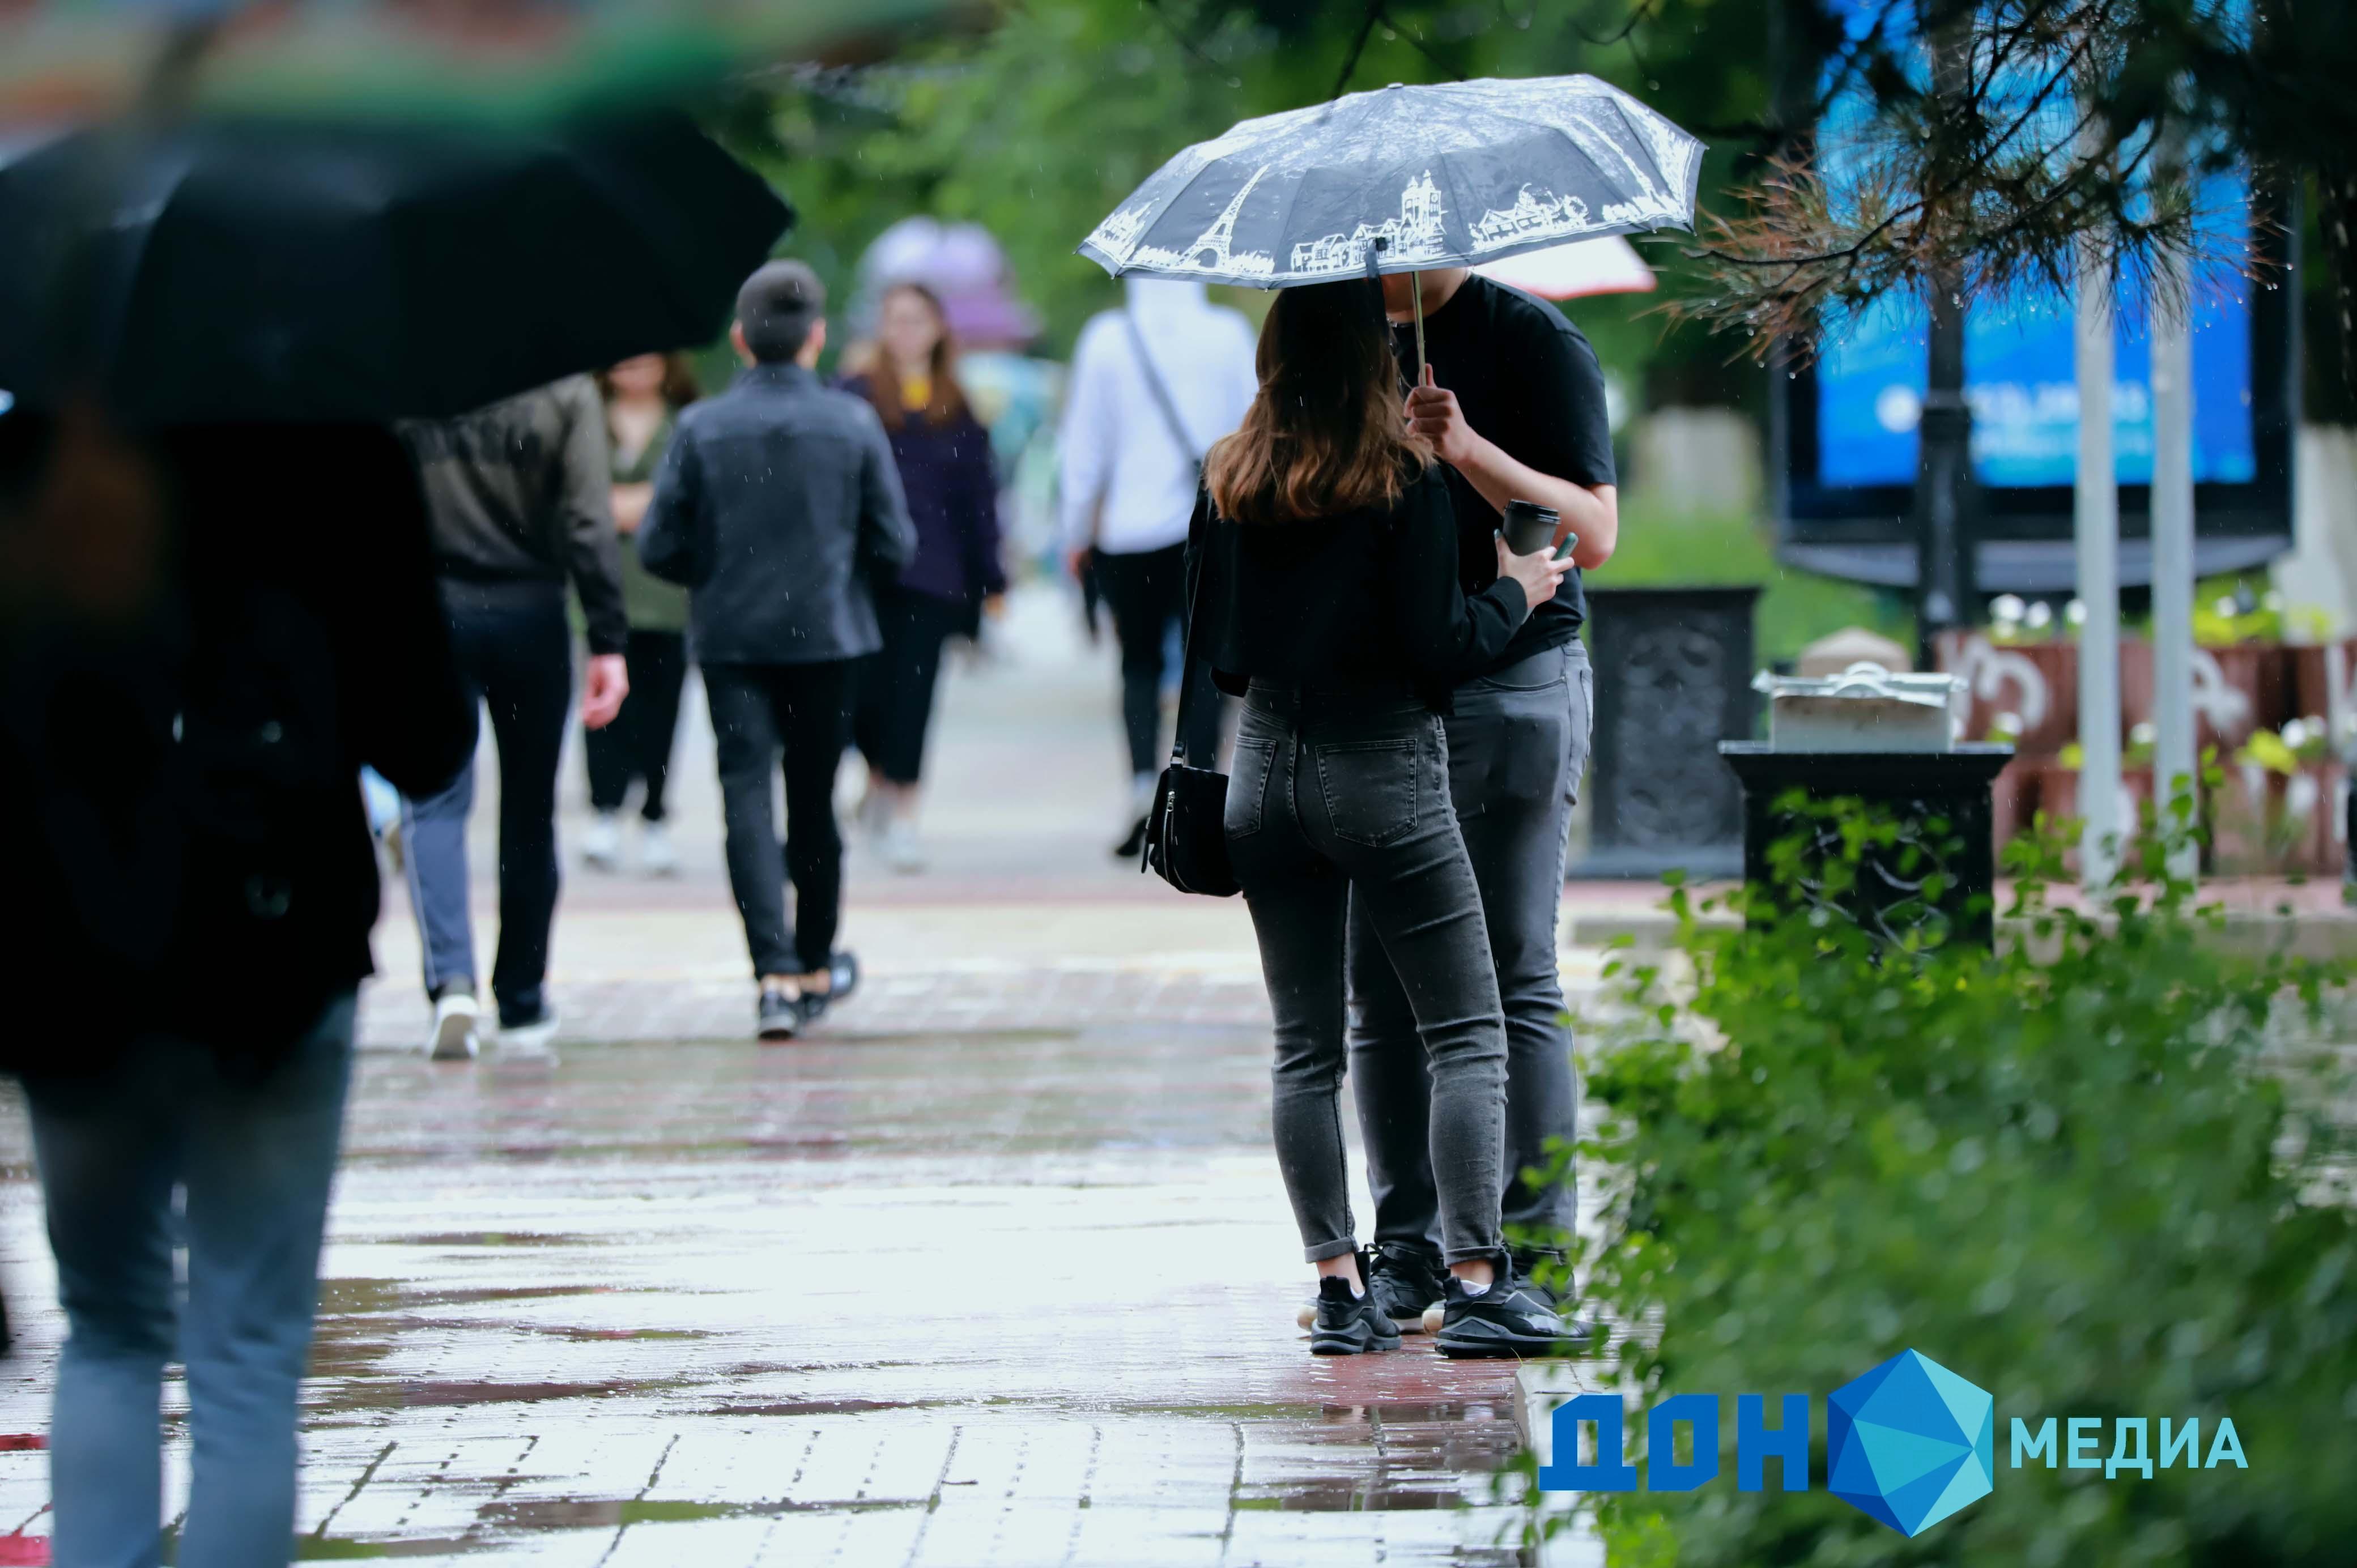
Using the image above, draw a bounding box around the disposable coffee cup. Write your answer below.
[1500,500,1559,556]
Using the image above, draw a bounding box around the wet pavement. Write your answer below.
[0,587,1596,1565]
[0,1026,1558,1565]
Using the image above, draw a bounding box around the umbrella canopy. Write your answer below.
[1079,75,1703,289]
[0,112,792,423]
[0,0,949,127]
[1473,234,1656,300]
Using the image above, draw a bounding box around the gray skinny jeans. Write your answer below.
[1225,684,1509,1266]
[1347,641,1592,1263]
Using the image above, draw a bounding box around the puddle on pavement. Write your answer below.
[318,1278,632,1314]
[403,1232,608,1249]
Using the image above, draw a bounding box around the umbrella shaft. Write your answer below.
[1410,270,1427,381]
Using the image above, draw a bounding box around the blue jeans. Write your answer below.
[22,995,355,1568]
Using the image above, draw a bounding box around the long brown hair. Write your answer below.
[863,281,970,431]
[1203,278,1430,526]
[594,352,700,411]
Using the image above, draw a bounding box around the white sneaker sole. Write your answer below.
[499,1017,560,1056]
[428,1006,479,1062]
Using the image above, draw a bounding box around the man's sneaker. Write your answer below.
[1435,1270,1582,1360]
[797,951,861,1028]
[582,811,622,871]
[758,986,799,1042]
[1508,1253,1603,1341]
[427,987,479,1062]
[497,1008,560,1058]
[880,819,925,874]
[1308,1276,1401,1356]
[640,821,679,877]
[1365,1247,1449,1333]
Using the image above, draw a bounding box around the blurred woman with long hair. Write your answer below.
[582,352,698,876]
[843,281,1006,872]
[1192,278,1574,1357]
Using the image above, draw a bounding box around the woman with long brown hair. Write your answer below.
[1192,277,1572,1357]
[582,351,698,876]
[842,282,1005,872]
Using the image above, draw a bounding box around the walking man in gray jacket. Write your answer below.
[642,261,917,1040]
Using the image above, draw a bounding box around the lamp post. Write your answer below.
[2075,157,2123,892]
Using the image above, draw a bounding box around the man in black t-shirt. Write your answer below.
[1338,268,1618,1348]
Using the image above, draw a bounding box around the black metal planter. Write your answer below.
[1717,743,2015,948]
[1577,586,1761,880]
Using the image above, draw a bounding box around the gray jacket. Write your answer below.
[399,374,627,654]
[640,362,917,666]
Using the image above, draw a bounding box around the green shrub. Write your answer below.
[1536,803,2357,1567]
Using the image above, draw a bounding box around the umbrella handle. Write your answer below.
[1409,269,1427,383]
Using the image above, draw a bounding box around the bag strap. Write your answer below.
[1170,491,1215,768]
[1127,310,1217,770]
[1124,312,1202,472]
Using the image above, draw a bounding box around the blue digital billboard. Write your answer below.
[1815,220,2259,491]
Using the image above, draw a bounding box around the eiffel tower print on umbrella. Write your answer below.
[1080,75,1703,371]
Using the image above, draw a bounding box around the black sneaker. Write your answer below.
[796,951,860,1027]
[1508,1251,1603,1341]
[1367,1246,1449,1334]
[757,986,799,1042]
[1435,1269,1580,1360]
[1308,1276,1401,1356]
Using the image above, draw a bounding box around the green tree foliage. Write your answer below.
[715,0,1785,374]
[1537,804,2357,1564]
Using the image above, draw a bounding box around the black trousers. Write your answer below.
[704,660,853,978]
[403,582,571,1022]
[584,628,688,822]
[852,584,965,786]
[1093,543,1222,774]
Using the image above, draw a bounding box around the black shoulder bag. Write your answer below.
[1126,315,1239,898]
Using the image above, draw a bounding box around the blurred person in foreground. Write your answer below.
[1190,279,1575,1357]
[1058,276,1257,857]
[641,261,917,1040]
[398,377,629,1060]
[1333,265,1620,1339]
[0,404,471,1565]
[581,353,699,879]
[842,281,1006,873]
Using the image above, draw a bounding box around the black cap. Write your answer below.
[737,259,824,362]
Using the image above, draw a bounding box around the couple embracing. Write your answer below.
[1191,265,1615,1357]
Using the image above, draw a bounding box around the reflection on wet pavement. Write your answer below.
[0,1025,1545,1565]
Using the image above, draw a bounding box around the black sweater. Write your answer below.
[1190,465,1530,709]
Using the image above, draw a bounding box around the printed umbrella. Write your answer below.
[1079,75,1701,370]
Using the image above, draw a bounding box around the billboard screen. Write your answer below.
[1815,182,2259,492]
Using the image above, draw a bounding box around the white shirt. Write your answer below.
[1058,278,1259,557]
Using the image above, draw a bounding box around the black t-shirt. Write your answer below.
[1393,275,1615,674]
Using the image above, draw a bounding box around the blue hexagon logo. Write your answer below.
[1827,1349,1995,1536]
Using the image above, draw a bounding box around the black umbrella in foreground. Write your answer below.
[0,110,792,423]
